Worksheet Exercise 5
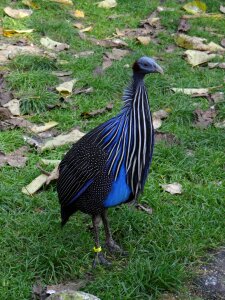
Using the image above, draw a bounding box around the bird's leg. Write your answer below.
[92,215,111,268]
[101,210,127,256]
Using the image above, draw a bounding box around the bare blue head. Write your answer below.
[133,56,163,77]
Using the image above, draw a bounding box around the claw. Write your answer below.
[92,252,111,268]
[106,239,128,256]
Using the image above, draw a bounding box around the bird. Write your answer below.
[57,56,163,266]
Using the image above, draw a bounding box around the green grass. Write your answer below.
[0,0,225,299]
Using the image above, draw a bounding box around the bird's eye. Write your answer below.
[144,63,148,67]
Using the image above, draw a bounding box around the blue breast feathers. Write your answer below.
[104,164,131,208]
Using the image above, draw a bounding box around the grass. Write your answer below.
[0,0,225,299]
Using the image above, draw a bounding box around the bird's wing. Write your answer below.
[57,138,106,208]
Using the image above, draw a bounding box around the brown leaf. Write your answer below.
[81,103,113,119]
[0,146,28,168]
[178,18,190,32]
[0,107,12,121]
[93,66,104,77]
[155,131,178,145]
[194,107,216,128]
[0,43,42,64]
[31,121,58,134]
[221,39,225,48]
[165,44,177,53]
[104,48,130,61]
[78,32,128,48]
[0,117,33,131]
[23,135,43,148]
[102,58,113,70]
[74,86,94,95]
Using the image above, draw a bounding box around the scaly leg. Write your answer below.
[92,215,111,268]
[101,210,127,256]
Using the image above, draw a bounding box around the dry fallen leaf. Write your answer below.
[178,18,191,32]
[183,1,207,14]
[155,132,178,145]
[50,0,73,5]
[79,32,128,48]
[31,121,58,133]
[161,182,182,194]
[165,44,177,53]
[152,109,169,130]
[80,26,93,33]
[40,37,69,51]
[0,71,14,105]
[56,79,77,98]
[208,62,225,69]
[97,0,117,8]
[52,70,73,77]
[22,174,49,195]
[171,87,209,95]
[220,5,225,14]
[41,128,85,152]
[41,159,61,166]
[74,86,94,95]
[73,22,84,29]
[0,43,42,64]
[4,7,33,19]
[184,50,220,66]
[0,117,33,131]
[74,50,94,58]
[137,36,151,45]
[3,29,34,37]
[3,99,20,116]
[194,107,216,128]
[214,120,225,128]
[0,146,28,168]
[174,34,225,52]
[210,92,224,103]
[46,165,59,185]
[22,0,40,9]
[73,10,85,18]
[182,13,224,19]
[0,107,12,121]
[105,48,130,61]
[81,103,113,119]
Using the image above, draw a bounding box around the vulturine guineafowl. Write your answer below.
[57,56,163,266]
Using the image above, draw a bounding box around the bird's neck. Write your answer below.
[132,72,145,88]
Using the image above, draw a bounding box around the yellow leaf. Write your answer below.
[73,22,84,29]
[174,34,225,52]
[183,1,206,14]
[31,121,58,133]
[22,0,39,9]
[22,174,48,195]
[97,0,117,9]
[56,79,77,97]
[184,50,221,66]
[80,26,93,33]
[137,36,151,45]
[3,29,34,37]
[50,0,73,5]
[4,6,33,19]
[183,13,224,19]
[73,10,85,18]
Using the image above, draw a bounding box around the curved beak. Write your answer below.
[155,64,164,74]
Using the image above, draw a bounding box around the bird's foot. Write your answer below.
[135,203,153,214]
[92,252,111,268]
[106,239,128,256]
